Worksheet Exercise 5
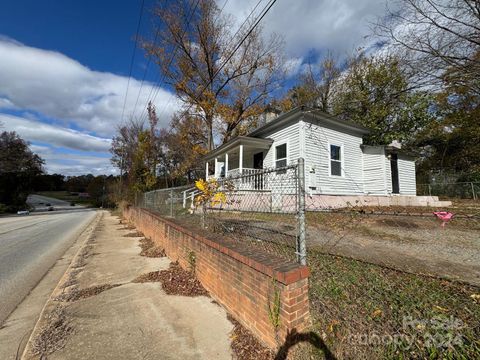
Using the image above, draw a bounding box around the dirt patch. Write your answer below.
[123,231,144,237]
[139,237,166,257]
[132,262,209,297]
[306,210,480,286]
[228,314,274,360]
[31,306,73,357]
[54,284,121,302]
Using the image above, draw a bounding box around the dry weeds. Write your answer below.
[132,262,209,297]
[139,237,166,258]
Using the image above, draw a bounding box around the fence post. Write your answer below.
[471,182,477,200]
[297,158,307,265]
[183,190,187,209]
[428,184,432,196]
[170,189,174,217]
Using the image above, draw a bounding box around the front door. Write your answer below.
[253,152,263,169]
[253,152,264,190]
[390,154,400,194]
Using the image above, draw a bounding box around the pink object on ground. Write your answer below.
[433,211,454,228]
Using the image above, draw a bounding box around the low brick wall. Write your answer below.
[123,206,310,348]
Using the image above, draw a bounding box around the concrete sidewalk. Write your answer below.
[22,211,233,360]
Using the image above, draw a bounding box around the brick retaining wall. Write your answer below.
[123,206,311,348]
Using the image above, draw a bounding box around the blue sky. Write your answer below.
[0,0,387,175]
[0,0,150,77]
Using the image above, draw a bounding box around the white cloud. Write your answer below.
[39,152,116,176]
[1,114,111,152]
[0,38,179,138]
[45,162,117,176]
[25,128,116,176]
[221,0,387,74]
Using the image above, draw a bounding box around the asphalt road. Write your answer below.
[0,195,96,325]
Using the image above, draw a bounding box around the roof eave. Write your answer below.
[202,136,273,161]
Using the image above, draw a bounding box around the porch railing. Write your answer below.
[225,168,265,190]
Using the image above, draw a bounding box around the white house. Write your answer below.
[202,107,450,208]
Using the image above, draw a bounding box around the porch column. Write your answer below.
[225,153,229,178]
[205,161,209,179]
[214,157,218,178]
[239,144,243,174]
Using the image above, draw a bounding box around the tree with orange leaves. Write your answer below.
[143,0,284,150]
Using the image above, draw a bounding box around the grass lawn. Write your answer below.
[297,249,480,359]
[35,191,95,207]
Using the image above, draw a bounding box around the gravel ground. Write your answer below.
[182,209,480,285]
[307,213,480,285]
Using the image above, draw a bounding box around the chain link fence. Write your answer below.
[417,182,479,200]
[137,184,192,217]
[133,158,480,358]
[135,159,306,264]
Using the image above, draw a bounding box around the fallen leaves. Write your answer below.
[54,284,121,302]
[138,237,166,258]
[132,262,209,297]
[228,314,274,360]
[31,306,73,357]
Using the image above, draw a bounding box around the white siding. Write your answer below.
[362,146,387,195]
[398,155,416,195]
[262,122,300,168]
[304,121,364,195]
[260,122,300,210]
[385,156,392,194]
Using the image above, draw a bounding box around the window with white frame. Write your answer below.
[275,143,287,172]
[330,144,342,176]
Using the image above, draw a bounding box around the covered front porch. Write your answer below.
[204,136,273,189]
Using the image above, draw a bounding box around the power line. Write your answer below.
[218,0,230,13]
[120,0,146,124]
[139,0,278,127]
[131,28,160,120]
[208,0,277,90]
[140,0,243,124]
[180,0,277,116]
[146,0,277,122]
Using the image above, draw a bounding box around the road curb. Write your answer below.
[20,210,104,360]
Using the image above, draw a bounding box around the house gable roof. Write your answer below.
[249,106,370,137]
[202,107,371,160]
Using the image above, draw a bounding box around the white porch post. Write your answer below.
[239,144,243,174]
[205,161,209,179]
[214,157,218,178]
[225,153,229,178]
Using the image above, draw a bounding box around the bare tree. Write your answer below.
[376,0,480,93]
[317,54,341,113]
[281,53,340,113]
[143,0,284,149]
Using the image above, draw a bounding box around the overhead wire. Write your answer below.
[120,0,146,124]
